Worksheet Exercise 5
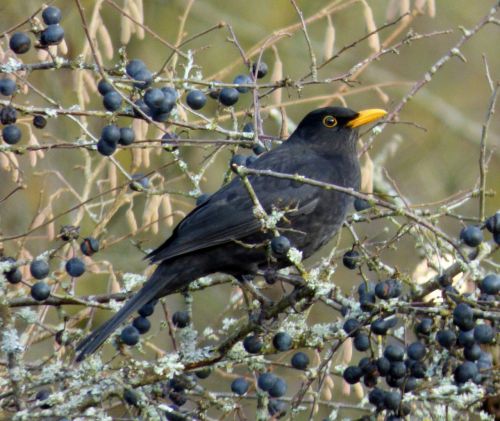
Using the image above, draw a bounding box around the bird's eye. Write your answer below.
[322,115,337,128]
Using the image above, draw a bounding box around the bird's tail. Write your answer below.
[75,264,175,362]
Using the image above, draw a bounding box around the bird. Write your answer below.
[75,106,386,361]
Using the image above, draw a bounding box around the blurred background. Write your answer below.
[0,0,498,418]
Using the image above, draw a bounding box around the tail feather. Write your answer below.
[75,266,173,362]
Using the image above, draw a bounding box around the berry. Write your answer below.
[485,212,500,234]
[479,274,499,295]
[133,316,151,334]
[463,343,482,361]
[230,154,246,170]
[454,361,478,384]
[359,291,376,312]
[389,361,407,379]
[358,357,376,375]
[2,124,22,145]
[243,123,254,133]
[97,139,117,156]
[101,125,121,144]
[457,329,475,348]
[133,99,152,118]
[0,78,16,96]
[9,32,31,54]
[407,341,426,361]
[453,303,474,331]
[354,197,372,211]
[258,372,277,391]
[144,88,165,109]
[375,280,392,299]
[196,193,210,207]
[218,87,239,106]
[268,377,287,398]
[40,24,65,46]
[126,59,146,78]
[231,378,249,395]
[252,61,268,78]
[120,325,140,346]
[6,267,22,284]
[172,310,190,328]
[409,360,426,378]
[384,344,405,362]
[31,281,50,301]
[415,318,433,335]
[343,318,360,336]
[130,173,149,191]
[270,236,291,256]
[291,352,309,370]
[273,332,292,351]
[368,387,386,410]
[459,225,483,247]
[123,389,139,406]
[1,106,17,125]
[138,300,156,317]
[194,367,212,379]
[80,237,99,256]
[253,143,266,155]
[233,74,251,93]
[384,391,401,411]
[376,357,391,376]
[103,91,122,112]
[168,391,187,407]
[343,366,363,384]
[267,399,287,418]
[186,90,207,110]
[65,257,85,277]
[371,318,392,335]
[97,79,114,96]
[354,332,370,351]
[33,115,47,129]
[42,6,62,25]
[208,82,222,99]
[342,250,360,269]
[436,329,456,349]
[30,260,50,279]
[473,324,494,344]
[243,335,263,354]
[36,389,51,408]
[132,69,153,89]
[118,127,135,146]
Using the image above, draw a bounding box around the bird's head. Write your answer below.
[293,106,387,153]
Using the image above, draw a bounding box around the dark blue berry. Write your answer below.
[252,62,268,78]
[5,264,22,284]
[436,329,456,349]
[231,378,249,395]
[368,387,386,410]
[97,79,114,96]
[194,367,211,379]
[36,389,51,408]
[343,366,363,384]
[243,335,263,354]
[257,372,277,391]
[9,32,31,54]
[243,123,254,133]
[133,316,151,334]
[407,341,426,361]
[42,6,62,25]
[253,143,266,155]
[376,357,391,376]
[218,87,239,106]
[453,303,474,331]
[103,91,122,112]
[485,212,500,234]
[384,391,401,411]
[415,318,433,335]
[0,79,16,96]
[230,154,246,170]
[273,332,292,351]
[271,236,291,256]
[409,360,426,379]
[460,225,483,247]
[371,318,391,335]
[97,139,117,156]
[138,300,156,317]
[132,69,153,89]
[40,25,64,46]
[123,389,139,406]
[31,281,50,301]
[464,343,482,361]
[389,361,407,379]
[144,88,165,109]
[126,59,146,78]
[267,399,287,418]
[342,250,360,269]
[1,106,17,125]
[101,125,121,144]
[2,124,21,144]
[133,99,152,118]
[375,280,392,299]
[80,237,99,256]
[354,197,372,211]
[343,318,360,336]
[268,377,287,398]
[291,352,309,370]
[186,90,207,110]
[384,344,405,362]
[172,311,190,328]
[354,333,370,351]
[33,115,47,129]
[30,260,50,279]
[473,324,494,344]
[454,361,478,384]
[120,325,140,346]
[479,274,499,295]
[457,329,475,348]
[119,127,135,146]
[65,257,85,277]
[152,110,170,122]
[233,74,252,93]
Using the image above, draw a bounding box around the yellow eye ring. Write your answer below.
[323,115,337,128]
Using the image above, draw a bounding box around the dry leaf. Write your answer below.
[271,47,283,105]
[361,0,380,52]
[360,152,374,194]
[160,194,174,227]
[323,15,335,61]
[386,0,400,21]
[375,86,390,104]
[121,0,132,45]
[108,162,117,194]
[126,206,138,234]
[59,38,68,55]
[342,337,353,364]
[98,24,114,60]
[428,0,436,17]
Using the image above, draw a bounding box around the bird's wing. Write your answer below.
[147,144,323,263]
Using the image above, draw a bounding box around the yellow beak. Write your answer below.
[346,108,387,128]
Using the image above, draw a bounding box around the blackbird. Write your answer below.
[76,106,386,361]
